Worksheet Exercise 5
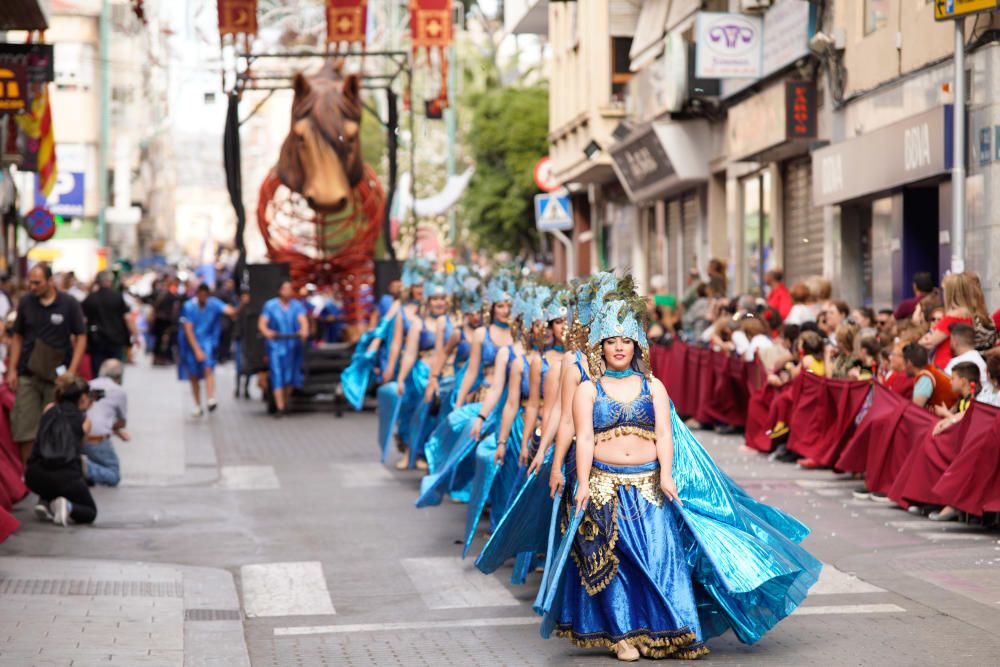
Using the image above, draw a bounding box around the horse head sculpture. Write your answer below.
[277,61,364,213]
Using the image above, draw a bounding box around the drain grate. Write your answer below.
[186,608,243,621]
[0,578,183,598]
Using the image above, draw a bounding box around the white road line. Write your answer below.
[811,565,886,595]
[401,557,520,610]
[274,617,538,637]
[329,462,395,487]
[915,531,991,542]
[794,603,905,616]
[240,562,336,618]
[217,465,281,490]
[794,479,859,489]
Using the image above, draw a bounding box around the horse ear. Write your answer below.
[342,74,360,104]
[293,72,311,100]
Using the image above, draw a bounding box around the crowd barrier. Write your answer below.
[0,384,23,542]
[650,340,1000,517]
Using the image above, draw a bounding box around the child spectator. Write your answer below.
[943,323,987,387]
[903,343,957,410]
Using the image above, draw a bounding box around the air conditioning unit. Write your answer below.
[740,0,772,13]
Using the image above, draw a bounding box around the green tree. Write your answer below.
[462,85,548,253]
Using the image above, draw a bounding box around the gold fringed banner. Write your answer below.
[217,0,258,37]
[410,0,452,110]
[326,0,368,50]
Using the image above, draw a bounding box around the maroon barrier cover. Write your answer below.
[786,373,871,467]
[836,384,936,494]
[0,384,27,511]
[890,401,1000,508]
[745,383,782,452]
[693,347,717,425]
[932,410,1000,515]
[656,341,693,418]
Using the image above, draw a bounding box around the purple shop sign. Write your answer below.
[695,12,763,79]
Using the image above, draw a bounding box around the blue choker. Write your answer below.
[553,344,566,353]
[493,321,510,329]
[603,368,636,379]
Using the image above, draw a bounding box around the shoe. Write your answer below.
[50,497,70,527]
[33,502,53,522]
[614,640,639,662]
[191,406,204,418]
[207,399,218,413]
[797,458,823,469]
[929,506,959,522]
[715,424,737,435]
[768,421,790,439]
[852,487,871,501]
[907,505,924,515]
[870,492,893,504]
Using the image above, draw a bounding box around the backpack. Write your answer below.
[35,404,81,468]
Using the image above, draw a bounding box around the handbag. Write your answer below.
[26,339,65,382]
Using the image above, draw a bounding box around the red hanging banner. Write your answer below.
[326,0,368,48]
[217,0,258,37]
[410,0,453,49]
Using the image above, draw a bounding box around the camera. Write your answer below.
[89,388,106,401]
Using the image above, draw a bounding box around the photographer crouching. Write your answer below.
[83,359,128,487]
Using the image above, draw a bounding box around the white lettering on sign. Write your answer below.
[625,147,659,182]
[903,123,932,171]
[820,154,843,196]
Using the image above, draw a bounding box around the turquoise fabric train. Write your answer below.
[342,311,396,411]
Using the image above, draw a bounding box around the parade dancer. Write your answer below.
[258,280,309,417]
[538,290,822,661]
[178,283,247,417]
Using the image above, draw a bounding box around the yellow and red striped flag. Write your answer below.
[15,83,57,197]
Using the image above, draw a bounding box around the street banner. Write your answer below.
[14,84,57,196]
[326,0,368,49]
[410,0,453,49]
[217,0,258,37]
[0,43,55,83]
[934,0,999,21]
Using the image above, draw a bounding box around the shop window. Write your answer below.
[864,0,889,35]
[611,37,633,106]
[741,171,773,296]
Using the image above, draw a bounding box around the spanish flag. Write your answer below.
[15,83,57,198]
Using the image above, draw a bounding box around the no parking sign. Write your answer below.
[24,206,56,241]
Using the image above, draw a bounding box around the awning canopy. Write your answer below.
[629,0,669,72]
[511,0,548,35]
[609,120,710,203]
[0,0,49,31]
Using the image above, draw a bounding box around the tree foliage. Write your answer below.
[462,85,549,253]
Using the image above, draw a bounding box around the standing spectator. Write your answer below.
[0,274,13,322]
[961,272,997,350]
[82,271,135,376]
[151,278,181,366]
[681,268,704,310]
[820,300,848,345]
[919,273,975,369]
[258,280,309,417]
[707,258,728,296]
[875,309,898,343]
[783,283,815,326]
[83,359,128,487]
[764,269,792,320]
[179,284,246,417]
[24,374,96,526]
[893,271,935,320]
[976,354,1000,407]
[942,323,987,386]
[6,264,87,463]
[903,343,956,410]
[851,307,877,338]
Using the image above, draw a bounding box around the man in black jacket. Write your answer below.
[82,271,134,376]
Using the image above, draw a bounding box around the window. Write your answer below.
[54,43,96,91]
[741,170,773,296]
[611,37,633,105]
[864,0,890,35]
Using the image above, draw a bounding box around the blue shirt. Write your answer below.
[180,296,226,345]
[378,294,394,318]
[262,298,307,337]
[319,301,345,343]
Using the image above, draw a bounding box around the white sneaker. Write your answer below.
[33,502,53,522]
[207,399,218,413]
[191,406,204,418]
[50,497,70,527]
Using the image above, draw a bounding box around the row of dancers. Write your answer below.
[342,260,823,661]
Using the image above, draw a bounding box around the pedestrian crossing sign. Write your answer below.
[534,192,573,231]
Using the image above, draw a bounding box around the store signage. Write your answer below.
[0,44,55,83]
[812,106,953,206]
[0,64,28,114]
[785,81,816,140]
[695,12,763,79]
[609,127,675,200]
[935,0,999,21]
[34,171,85,217]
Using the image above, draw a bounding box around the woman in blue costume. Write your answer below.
[537,292,821,662]
[257,280,310,417]
[392,277,453,470]
[415,272,516,508]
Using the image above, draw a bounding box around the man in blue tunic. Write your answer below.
[178,284,246,417]
[258,280,309,417]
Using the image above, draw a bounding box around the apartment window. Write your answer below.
[741,170,773,296]
[611,37,633,105]
[864,0,890,35]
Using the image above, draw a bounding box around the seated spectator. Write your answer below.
[825,322,859,379]
[943,323,987,387]
[783,283,814,326]
[931,362,981,431]
[894,271,935,320]
[882,343,915,399]
[847,336,880,381]
[84,359,128,487]
[851,306,877,338]
[819,300,848,345]
[736,315,774,363]
[874,309,898,343]
[920,273,975,369]
[903,342,956,410]
[793,330,826,378]
[24,374,96,526]
[976,354,1000,407]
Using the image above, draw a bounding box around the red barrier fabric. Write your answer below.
[0,384,26,512]
[658,342,692,418]
[786,373,871,467]
[889,401,1000,508]
[932,411,1000,515]
[693,347,716,425]
[0,508,18,544]
[836,384,937,494]
[745,384,782,452]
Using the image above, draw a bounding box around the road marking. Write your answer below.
[240,562,336,618]
[401,557,520,610]
[915,531,991,542]
[217,465,280,490]
[813,488,850,497]
[811,565,885,595]
[794,479,858,489]
[794,603,905,616]
[274,616,538,636]
[330,462,395,487]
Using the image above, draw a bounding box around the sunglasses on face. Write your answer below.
[876,319,889,327]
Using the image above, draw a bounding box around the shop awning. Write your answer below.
[608,119,710,203]
[0,0,49,31]
[510,0,548,35]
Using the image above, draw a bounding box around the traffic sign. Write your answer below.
[24,206,56,241]
[534,192,573,232]
[533,156,560,192]
[935,0,998,20]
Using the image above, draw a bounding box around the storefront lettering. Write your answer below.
[625,146,659,182]
[820,154,843,196]
[903,123,932,172]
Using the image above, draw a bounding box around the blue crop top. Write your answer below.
[455,327,471,365]
[520,355,531,399]
[574,350,590,381]
[482,328,500,369]
[592,374,656,442]
[418,318,436,351]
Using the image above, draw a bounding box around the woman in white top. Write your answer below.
[783,283,815,326]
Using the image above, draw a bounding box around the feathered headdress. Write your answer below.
[486,269,518,304]
[544,288,571,322]
[401,257,434,289]
[575,271,618,327]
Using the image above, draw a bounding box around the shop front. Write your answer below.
[812,105,953,309]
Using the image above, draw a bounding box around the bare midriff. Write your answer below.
[594,435,658,466]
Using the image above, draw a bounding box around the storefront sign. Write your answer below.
[34,171,85,217]
[695,12,763,79]
[785,81,816,140]
[0,64,28,114]
[610,126,674,201]
[609,120,710,203]
[811,106,954,206]
[935,0,998,21]
[0,44,55,83]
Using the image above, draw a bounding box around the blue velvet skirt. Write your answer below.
[408,374,457,468]
[342,329,380,411]
[544,461,707,658]
[417,402,493,507]
[376,382,401,462]
[462,412,524,558]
